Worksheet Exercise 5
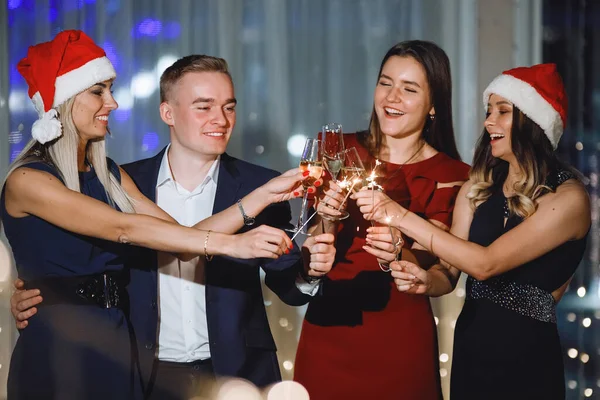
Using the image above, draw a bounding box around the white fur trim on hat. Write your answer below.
[483,74,563,149]
[53,56,116,108]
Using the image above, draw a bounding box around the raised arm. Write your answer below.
[359,179,590,281]
[120,166,305,235]
[5,167,291,259]
[390,182,474,296]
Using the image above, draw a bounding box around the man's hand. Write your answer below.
[301,233,336,278]
[11,278,43,329]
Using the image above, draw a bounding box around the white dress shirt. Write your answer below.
[154,147,320,362]
[156,148,219,362]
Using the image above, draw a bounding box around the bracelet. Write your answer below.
[204,230,214,262]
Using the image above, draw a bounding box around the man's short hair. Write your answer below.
[159,55,231,103]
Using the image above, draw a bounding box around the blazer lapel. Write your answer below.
[212,153,242,215]
[143,146,167,202]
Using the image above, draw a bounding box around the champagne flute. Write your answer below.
[339,147,368,191]
[320,123,349,221]
[288,138,323,235]
[322,123,344,179]
[333,147,368,213]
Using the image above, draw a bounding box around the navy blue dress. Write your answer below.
[3,160,137,400]
[451,171,587,399]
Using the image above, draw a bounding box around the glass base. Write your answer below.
[319,209,350,221]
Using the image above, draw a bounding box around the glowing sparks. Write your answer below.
[366,159,383,191]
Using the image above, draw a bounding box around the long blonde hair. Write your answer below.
[467,107,574,218]
[7,96,135,213]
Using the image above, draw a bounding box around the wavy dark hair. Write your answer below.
[357,40,461,160]
[467,106,575,218]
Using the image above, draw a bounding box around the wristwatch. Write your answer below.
[237,199,256,226]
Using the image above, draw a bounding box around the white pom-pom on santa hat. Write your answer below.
[17,30,116,144]
[32,109,62,144]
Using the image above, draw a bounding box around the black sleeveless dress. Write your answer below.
[451,171,587,400]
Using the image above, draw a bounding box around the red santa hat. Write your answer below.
[17,30,116,144]
[483,63,567,149]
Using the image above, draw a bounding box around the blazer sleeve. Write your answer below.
[261,200,313,306]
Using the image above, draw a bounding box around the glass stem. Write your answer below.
[297,190,310,232]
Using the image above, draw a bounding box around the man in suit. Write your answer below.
[10,55,335,400]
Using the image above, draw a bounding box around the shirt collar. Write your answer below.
[156,144,221,190]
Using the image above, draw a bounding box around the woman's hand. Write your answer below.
[260,168,324,204]
[390,260,431,295]
[226,225,293,259]
[363,225,403,265]
[352,188,407,225]
[315,179,347,220]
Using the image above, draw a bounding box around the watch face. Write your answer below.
[244,217,255,226]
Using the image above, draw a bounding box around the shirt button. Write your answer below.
[145,343,154,350]
[151,301,157,309]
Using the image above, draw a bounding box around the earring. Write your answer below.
[429,114,435,121]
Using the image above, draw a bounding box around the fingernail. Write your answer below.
[314,181,322,187]
[293,191,300,197]
[302,171,310,177]
[285,249,290,254]
[307,188,315,194]
[409,275,416,280]
[288,244,294,249]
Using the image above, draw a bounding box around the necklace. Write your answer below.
[374,140,427,188]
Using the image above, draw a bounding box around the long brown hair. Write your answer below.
[467,106,575,218]
[358,40,461,160]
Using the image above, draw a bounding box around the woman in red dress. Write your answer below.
[294,40,470,399]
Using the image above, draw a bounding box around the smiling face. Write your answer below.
[71,79,118,141]
[160,71,236,160]
[373,55,435,140]
[485,93,515,161]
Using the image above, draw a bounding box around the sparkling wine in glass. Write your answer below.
[339,147,368,192]
[289,138,323,235]
[322,123,344,180]
[319,123,350,221]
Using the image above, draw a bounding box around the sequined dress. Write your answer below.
[451,171,587,400]
[294,133,470,400]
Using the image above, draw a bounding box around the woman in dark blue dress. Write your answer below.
[353,63,590,399]
[3,30,310,400]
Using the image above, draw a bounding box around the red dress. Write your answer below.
[294,133,470,400]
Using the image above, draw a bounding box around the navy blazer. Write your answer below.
[122,147,311,395]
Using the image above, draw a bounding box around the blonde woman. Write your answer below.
[3,30,313,400]
[354,64,590,399]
